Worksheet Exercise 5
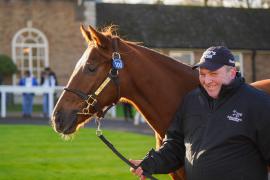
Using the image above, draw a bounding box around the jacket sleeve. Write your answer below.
[140,100,186,174]
[32,78,38,86]
[18,78,24,86]
[256,96,270,165]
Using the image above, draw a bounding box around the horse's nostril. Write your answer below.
[52,110,64,131]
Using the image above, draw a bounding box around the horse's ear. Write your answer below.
[80,25,92,44]
[88,25,109,49]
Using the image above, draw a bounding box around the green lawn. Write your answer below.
[0,125,169,180]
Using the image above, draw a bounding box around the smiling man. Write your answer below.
[194,46,237,99]
[130,46,270,180]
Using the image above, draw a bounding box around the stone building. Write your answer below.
[0,0,269,85]
[0,0,90,85]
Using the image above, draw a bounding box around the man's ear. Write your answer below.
[231,67,237,78]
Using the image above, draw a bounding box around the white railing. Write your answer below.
[0,85,64,118]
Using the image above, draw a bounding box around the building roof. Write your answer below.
[96,3,270,50]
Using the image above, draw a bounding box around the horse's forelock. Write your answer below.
[100,25,118,38]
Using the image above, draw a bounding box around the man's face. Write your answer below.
[199,66,236,99]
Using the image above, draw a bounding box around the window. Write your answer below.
[169,50,195,65]
[232,52,244,75]
[12,23,48,84]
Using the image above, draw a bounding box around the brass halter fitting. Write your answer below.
[112,52,121,60]
[77,94,97,115]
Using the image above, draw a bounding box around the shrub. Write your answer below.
[0,54,17,76]
[0,54,17,84]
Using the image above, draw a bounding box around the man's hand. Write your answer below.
[129,159,146,180]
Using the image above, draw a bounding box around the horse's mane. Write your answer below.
[99,25,118,37]
[97,25,192,69]
[99,25,141,45]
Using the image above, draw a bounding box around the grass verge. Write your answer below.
[0,125,169,180]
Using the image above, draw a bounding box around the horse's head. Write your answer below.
[51,25,125,135]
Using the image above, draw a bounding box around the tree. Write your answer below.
[181,0,269,8]
[232,0,264,8]
[238,0,252,8]
[0,54,17,85]
[262,0,270,7]
[203,0,224,6]
[155,0,164,4]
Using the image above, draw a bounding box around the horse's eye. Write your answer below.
[87,64,97,72]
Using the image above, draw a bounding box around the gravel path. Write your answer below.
[0,117,154,135]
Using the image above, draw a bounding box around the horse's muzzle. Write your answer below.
[51,109,78,134]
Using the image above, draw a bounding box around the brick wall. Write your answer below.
[0,1,269,86]
[242,52,253,83]
[0,0,86,85]
[255,52,270,81]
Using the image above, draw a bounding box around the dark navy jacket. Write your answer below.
[141,77,270,180]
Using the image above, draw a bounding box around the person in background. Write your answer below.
[123,102,133,122]
[130,46,270,180]
[18,70,38,118]
[41,67,57,118]
[46,67,58,86]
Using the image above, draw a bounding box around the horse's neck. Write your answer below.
[120,44,199,137]
[251,79,270,94]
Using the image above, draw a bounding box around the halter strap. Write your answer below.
[112,37,119,52]
[63,88,88,100]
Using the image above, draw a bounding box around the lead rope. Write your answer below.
[95,119,158,180]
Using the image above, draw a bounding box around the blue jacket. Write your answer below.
[18,77,38,86]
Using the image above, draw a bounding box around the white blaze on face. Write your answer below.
[75,47,92,70]
[66,47,92,86]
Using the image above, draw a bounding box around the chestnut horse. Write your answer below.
[251,79,270,93]
[51,25,270,180]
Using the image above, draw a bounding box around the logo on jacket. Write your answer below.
[227,110,243,122]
